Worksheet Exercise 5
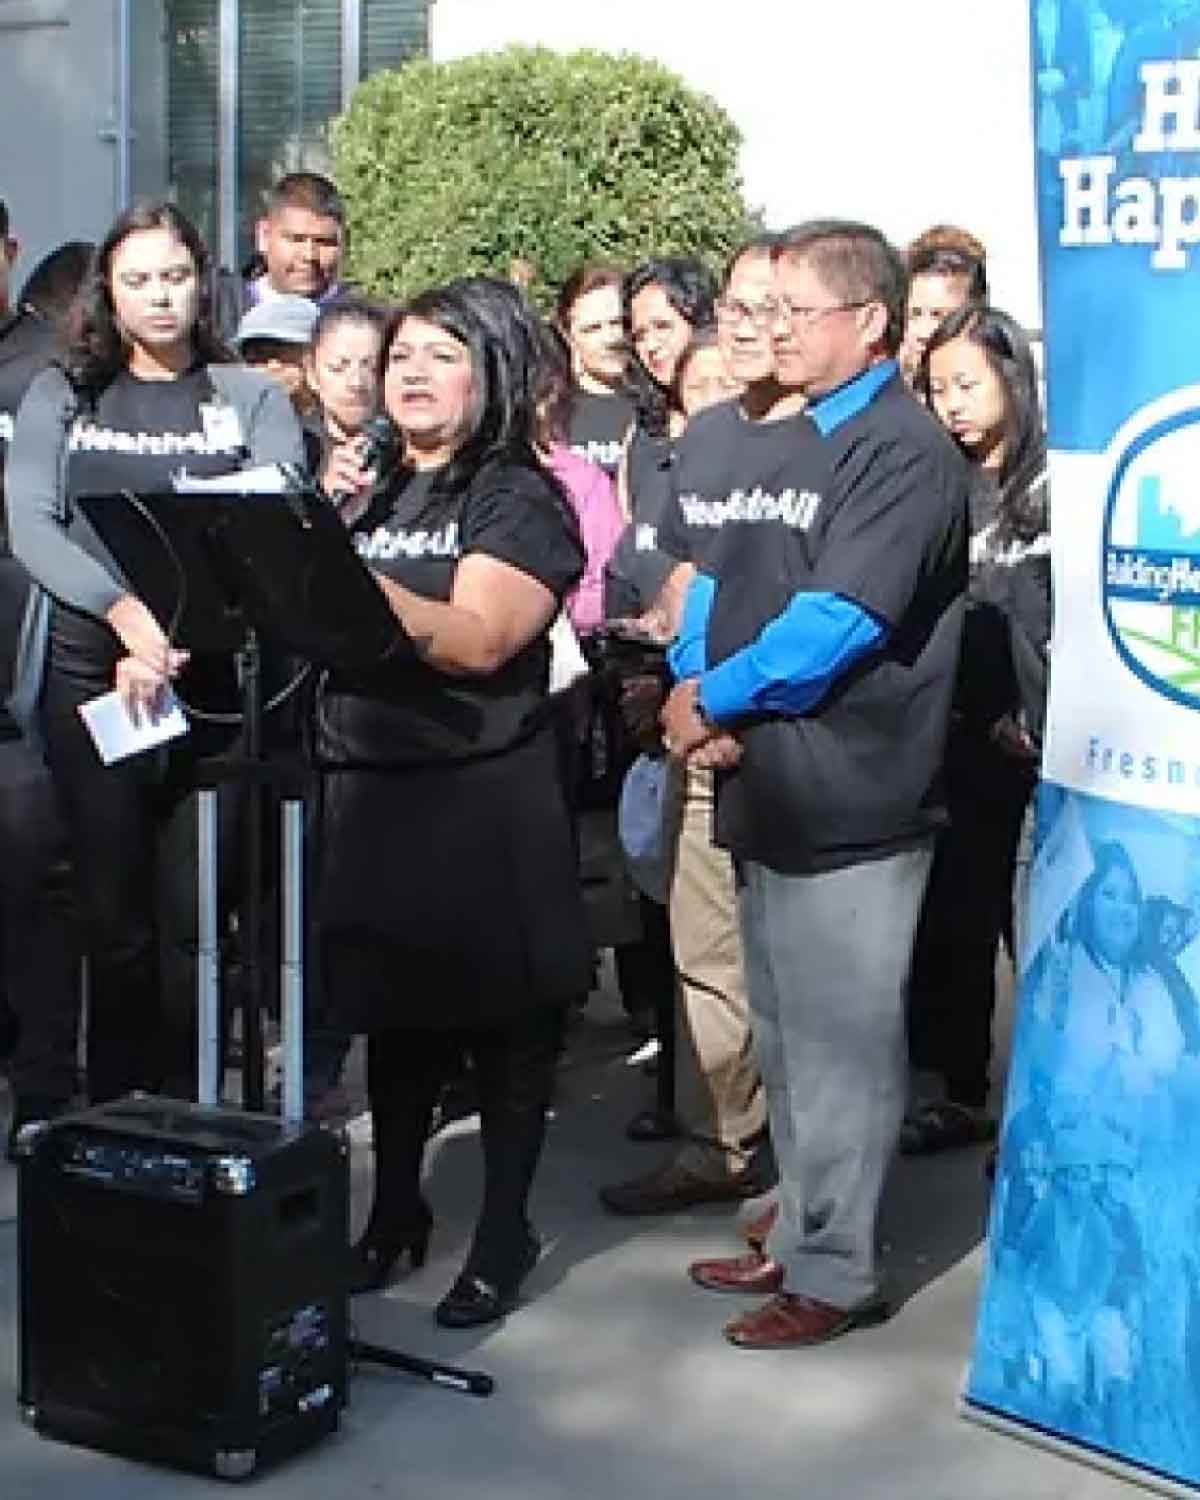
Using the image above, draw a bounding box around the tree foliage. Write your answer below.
[331,47,750,306]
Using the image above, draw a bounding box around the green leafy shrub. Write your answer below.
[331,46,751,306]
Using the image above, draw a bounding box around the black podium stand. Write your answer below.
[71,481,494,1418]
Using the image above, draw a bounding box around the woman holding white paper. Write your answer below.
[7,200,303,1103]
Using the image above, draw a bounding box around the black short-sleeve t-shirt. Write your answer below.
[687,373,969,873]
[49,365,256,678]
[318,456,584,766]
[625,424,674,525]
[568,389,632,479]
[603,423,678,619]
[657,398,814,573]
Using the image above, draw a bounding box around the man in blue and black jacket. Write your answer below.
[658,220,969,1348]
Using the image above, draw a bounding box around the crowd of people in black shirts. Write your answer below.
[0,171,1050,1346]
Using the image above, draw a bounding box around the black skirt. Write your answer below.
[317,724,592,1031]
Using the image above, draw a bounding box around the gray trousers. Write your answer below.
[739,844,933,1308]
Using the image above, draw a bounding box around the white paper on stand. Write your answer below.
[172,463,291,495]
[77,687,190,765]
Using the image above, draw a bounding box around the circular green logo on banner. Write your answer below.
[1104,406,1200,709]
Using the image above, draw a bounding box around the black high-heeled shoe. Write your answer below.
[434,1229,541,1328]
[348,1216,432,1296]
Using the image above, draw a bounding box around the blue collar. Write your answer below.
[808,360,898,437]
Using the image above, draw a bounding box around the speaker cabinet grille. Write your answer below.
[18,1096,348,1479]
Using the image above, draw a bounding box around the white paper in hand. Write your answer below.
[77,688,190,765]
[547,612,590,695]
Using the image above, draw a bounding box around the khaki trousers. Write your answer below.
[668,763,765,1176]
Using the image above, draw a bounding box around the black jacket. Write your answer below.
[959,466,1051,743]
[0,310,57,517]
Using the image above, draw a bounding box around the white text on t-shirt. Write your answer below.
[571,438,622,472]
[68,419,245,459]
[678,486,821,531]
[355,522,460,562]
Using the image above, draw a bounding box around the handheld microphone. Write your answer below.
[329,414,398,508]
[359,413,398,477]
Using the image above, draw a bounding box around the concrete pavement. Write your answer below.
[0,980,1139,1500]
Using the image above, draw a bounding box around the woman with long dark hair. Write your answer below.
[317,277,591,1328]
[613,257,717,570]
[598,259,717,1062]
[603,254,718,618]
[7,199,304,1104]
[902,305,1050,1153]
[1039,842,1183,1101]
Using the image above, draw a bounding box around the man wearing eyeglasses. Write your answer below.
[601,235,803,1217]
[658,220,968,1349]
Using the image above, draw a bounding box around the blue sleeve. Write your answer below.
[666,572,716,680]
[697,592,886,723]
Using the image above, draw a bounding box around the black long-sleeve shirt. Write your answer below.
[962,466,1051,742]
[0,311,57,737]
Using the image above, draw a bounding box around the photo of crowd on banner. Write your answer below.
[1033,0,1200,174]
[973,789,1200,1473]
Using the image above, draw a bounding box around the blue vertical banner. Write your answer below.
[964,5,1200,1490]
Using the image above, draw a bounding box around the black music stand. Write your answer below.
[79,481,494,1401]
[81,483,404,1113]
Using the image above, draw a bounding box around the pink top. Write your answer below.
[545,443,626,634]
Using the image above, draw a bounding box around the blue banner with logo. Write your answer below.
[964,5,1200,1490]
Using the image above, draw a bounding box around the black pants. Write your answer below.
[907,728,1034,1109]
[42,664,246,1102]
[365,1005,565,1282]
[0,736,80,1108]
[614,895,674,1020]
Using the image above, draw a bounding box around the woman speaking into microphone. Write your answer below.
[7,200,304,1105]
[317,278,591,1328]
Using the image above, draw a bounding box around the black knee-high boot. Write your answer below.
[465,1006,564,1284]
[434,1007,564,1326]
[350,1027,453,1292]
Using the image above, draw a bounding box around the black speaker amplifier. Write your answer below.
[17,1094,349,1481]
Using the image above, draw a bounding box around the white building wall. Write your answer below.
[0,0,126,287]
[431,0,1041,328]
